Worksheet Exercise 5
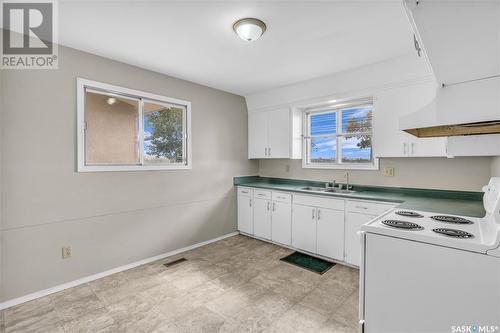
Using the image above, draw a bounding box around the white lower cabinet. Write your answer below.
[271,192,292,246]
[345,212,377,267]
[344,200,395,266]
[253,197,272,240]
[291,204,317,253]
[317,208,345,261]
[237,187,253,235]
[237,186,395,266]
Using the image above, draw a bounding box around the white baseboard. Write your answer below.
[0,231,239,310]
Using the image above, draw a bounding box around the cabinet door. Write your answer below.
[292,204,317,253]
[237,195,253,235]
[316,208,345,261]
[407,82,447,157]
[345,212,376,267]
[373,87,411,158]
[268,108,290,158]
[248,111,268,159]
[253,198,272,240]
[271,200,292,246]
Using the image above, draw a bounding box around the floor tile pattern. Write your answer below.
[1,235,359,333]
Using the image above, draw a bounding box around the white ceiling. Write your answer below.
[59,1,415,96]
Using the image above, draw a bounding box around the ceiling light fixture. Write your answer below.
[106,97,117,105]
[233,18,267,42]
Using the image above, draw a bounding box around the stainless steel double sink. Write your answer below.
[300,186,356,194]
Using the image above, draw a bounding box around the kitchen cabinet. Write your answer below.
[248,111,268,159]
[271,192,292,246]
[406,82,447,157]
[316,208,345,261]
[253,190,272,240]
[374,82,447,158]
[404,0,499,86]
[292,195,345,260]
[237,187,253,235]
[345,200,395,266]
[291,204,317,253]
[237,186,395,266]
[248,107,290,159]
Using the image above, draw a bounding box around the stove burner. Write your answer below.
[381,220,424,230]
[395,211,423,218]
[431,215,473,224]
[432,228,474,238]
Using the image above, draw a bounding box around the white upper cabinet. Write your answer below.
[374,81,447,158]
[248,108,290,159]
[373,86,412,158]
[406,82,447,157]
[248,111,269,159]
[404,0,499,85]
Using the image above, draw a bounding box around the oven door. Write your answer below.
[362,232,500,333]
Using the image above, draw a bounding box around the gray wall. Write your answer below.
[1,46,258,301]
[259,157,492,192]
[491,157,500,177]
[0,65,3,301]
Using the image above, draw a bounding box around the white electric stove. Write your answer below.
[359,178,500,333]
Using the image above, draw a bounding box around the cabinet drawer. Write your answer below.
[346,200,394,215]
[254,189,272,200]
[293,195,344,211]
[272,192,291,203]
[237,187,253,197]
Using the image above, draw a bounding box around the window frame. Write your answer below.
[302,98,379,170]
[77,78,192,172]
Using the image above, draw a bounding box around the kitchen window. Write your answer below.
[302,99,378,170]
[77,78,191,172]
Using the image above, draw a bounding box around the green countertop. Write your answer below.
[234,176,485,218]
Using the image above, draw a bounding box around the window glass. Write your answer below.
[310,137,337,163]
[303,101,374,168]
[144,101,185,164]
[84,90,139,165]
[341,135,372,163]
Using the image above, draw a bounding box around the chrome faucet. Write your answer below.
[345,171,350,190]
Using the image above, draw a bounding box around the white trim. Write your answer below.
[0,232,238,310]
[301,99,379,170]
[76,78,192,172]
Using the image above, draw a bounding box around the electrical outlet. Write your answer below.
[383,167,395,177]
[62,246,72,259]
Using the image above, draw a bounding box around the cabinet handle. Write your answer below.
[317,209,321,220]
[403,142,407,155]
[312,208,316,220]
[264,147,268,156]
[268,147,271,156]
[241,190,248,194]
[273,202,276,211]
[355,205,368,210]
[267,201,270,211]
[411,142,415,155]
[413,34,422,57]
[249,199,252,207]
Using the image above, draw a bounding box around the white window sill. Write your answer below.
[77,164,192,172]
[302,159,379,171]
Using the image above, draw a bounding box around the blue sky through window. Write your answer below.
[309,106,372,162]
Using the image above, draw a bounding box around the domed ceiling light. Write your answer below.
[233,18,267,42]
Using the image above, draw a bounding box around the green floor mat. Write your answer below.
[280,251,335,274]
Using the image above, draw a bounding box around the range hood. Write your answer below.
[400,76,500,138]
[400,0,500,138]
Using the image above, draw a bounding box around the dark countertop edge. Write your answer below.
[233,176,484,202]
